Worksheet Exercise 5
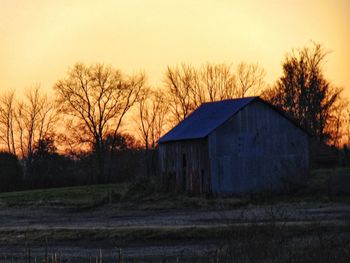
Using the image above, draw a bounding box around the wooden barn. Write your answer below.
[158,97,309,195]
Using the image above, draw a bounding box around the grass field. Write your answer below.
[0,183,129,208]
[0,179,250,210]
[0,167,349,209]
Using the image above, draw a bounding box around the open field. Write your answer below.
[0,201,349,262]
[0,169,349,262]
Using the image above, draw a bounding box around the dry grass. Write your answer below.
[0,222,349,262]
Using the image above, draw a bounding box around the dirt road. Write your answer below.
[0,201,349,262]
[1,201,349,229]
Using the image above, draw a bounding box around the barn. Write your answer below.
[158,97,309,195]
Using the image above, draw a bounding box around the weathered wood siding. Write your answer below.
[208,100,309,194]
[158,139,210,193]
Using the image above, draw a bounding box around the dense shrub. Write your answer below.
[0,133,148,192]
[0,152,23,192]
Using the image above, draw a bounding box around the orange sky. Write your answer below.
[0,0,349,97]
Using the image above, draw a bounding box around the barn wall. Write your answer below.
[158,139,210,193]
[209,100,309,194]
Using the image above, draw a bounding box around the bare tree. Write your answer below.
[0,90,16,154]
[54,63,145,183]
[15,87,57,163]
[346,109,350,147]
[236,62,265,97]
[164,64,199,124]
[165,62,265,125]
[327,98,349,148]
[200,63,237,101]
[137,88,169,175]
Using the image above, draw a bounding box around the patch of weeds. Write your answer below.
[207,205,350,263]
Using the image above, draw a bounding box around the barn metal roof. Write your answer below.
[158,97,258,143]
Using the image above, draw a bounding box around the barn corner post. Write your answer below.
[158,142,170,191]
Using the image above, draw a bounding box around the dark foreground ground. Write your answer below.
[1,168,350,262]
[0,201,349,262]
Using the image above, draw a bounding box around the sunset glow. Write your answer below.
[1,2,350,258]
[0,0,349,96]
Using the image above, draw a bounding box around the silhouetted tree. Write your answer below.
[346,109,350,147]
[136,88,169,175]
[165,62,265,124]
[263,43,343,143]
[328,98,348,148]
[98,133,143,182]
[236,62,265,97]
[0,152,22,192]
[0,87,57,175]
[14,87,58,172]
[54,63,145,183]
[27,136,78,188]
[164,64,199,124]
[199,63,237,102]
[0,90,16,155]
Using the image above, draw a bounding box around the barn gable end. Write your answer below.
[208,99,309,194]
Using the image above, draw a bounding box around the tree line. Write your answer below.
[0,42,349,192]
